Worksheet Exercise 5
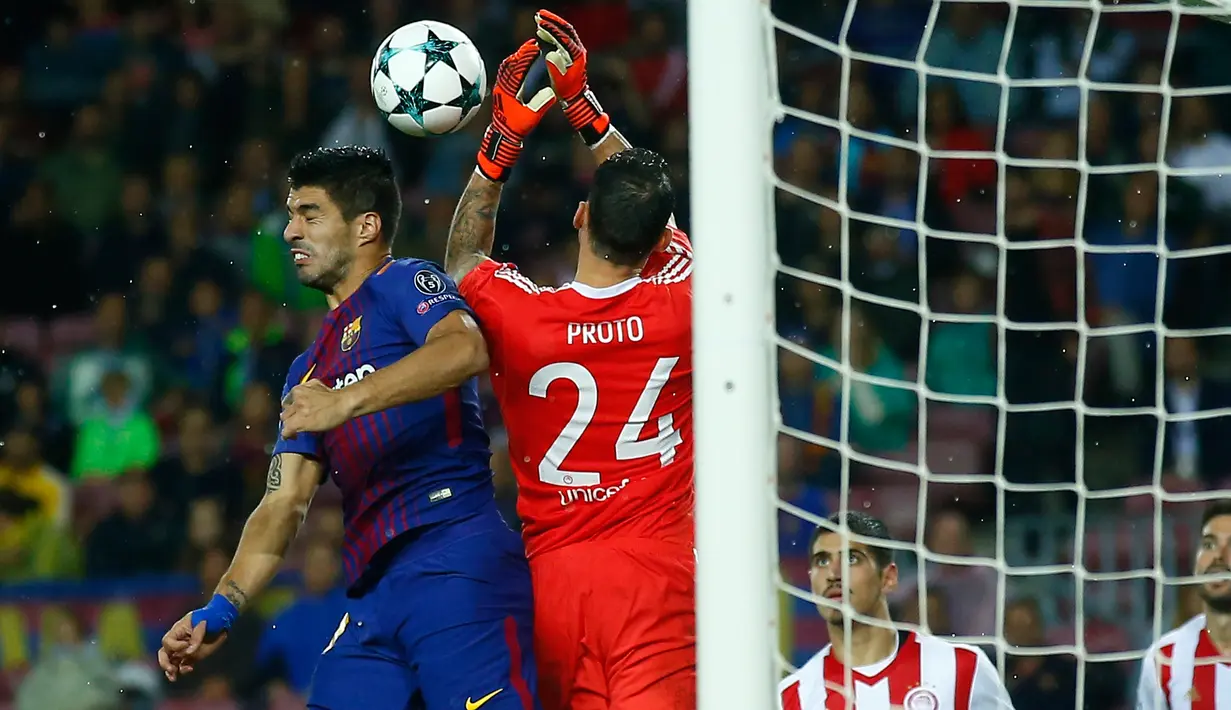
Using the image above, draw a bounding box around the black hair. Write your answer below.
[587,147,675,267]
[1201,499,1231,530]
[809,511,895,571]
[287,146,402,245]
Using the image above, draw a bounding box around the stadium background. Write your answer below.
[0,0,1229,708]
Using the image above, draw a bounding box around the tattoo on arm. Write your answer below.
[223,580,250,610]
[444,173,502,283]
[265,455,283,494]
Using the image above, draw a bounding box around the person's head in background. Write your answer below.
[1003,596,1046,648]
[808,511,898,629]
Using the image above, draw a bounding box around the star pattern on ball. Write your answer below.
[376,44,403,78]
[446,72,484,116]
[396,80,430,128]
[408,29,461,73]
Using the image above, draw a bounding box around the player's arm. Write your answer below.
[535,10,677,228]
[1134,647,1165,710]
[447,40,556,284]
[158,451,321,679]
[444,170,502,285]
[970,648,1017,709]
[334,310,487,420]
[214,452,322,613]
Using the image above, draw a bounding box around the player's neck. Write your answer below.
[1205,607,1231,653]
[327,254,392,309]
[573,250,643,290]
[827,614,898,668]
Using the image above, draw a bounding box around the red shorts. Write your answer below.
[529,538,696,710]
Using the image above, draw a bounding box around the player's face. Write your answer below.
[284,186,357,292]
[809,532,897,625]
[1196,514,1231,612]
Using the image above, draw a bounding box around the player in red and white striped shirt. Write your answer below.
[779,512,1014,710]
[1137,499,1231,709]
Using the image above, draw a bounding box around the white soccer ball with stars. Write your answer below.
[370,20,487,137]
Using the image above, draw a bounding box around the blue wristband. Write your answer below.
[189,594,240,636]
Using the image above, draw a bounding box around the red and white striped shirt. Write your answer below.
[1137,614,1231,709]
[778,630,1014,710]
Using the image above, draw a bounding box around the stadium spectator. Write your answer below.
[14,607,120,710]
[53,293,155,427]
[69,369,160,480]
[817,306,916,454]
[926,272,997,398]
[84,471,176,578]
[1003,597,1079,708]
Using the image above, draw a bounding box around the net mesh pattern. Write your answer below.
[767,0,1231,705]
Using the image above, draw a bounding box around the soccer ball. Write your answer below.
[370,21,487,137]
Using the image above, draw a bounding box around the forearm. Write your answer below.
[342,328,488,418]
[216,492,309,610]
[444,171,502,283]
[591,126,631,165]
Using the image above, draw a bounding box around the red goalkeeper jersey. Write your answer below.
[459,227,694,558]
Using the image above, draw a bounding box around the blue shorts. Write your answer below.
[307,505,539,710]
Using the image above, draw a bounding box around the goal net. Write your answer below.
[691,0,1231,707]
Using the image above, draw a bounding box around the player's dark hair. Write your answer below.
[810,511,895,571]
[587,147,675,267]
[1201,499,1231,529]
[287,146,402,245]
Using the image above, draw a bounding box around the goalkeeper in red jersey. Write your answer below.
[279,11,696,709]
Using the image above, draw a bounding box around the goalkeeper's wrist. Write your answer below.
[476,124,523,182]
[562,88,611,147]
[190,593,240,636]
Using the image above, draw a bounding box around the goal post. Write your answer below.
[688,0,780,707]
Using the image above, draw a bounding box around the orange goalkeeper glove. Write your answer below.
[535,9,612,147]
[476,39,556,183]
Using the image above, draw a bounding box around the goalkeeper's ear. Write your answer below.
[653,227,672,252]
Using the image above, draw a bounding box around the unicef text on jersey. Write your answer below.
[558,478,631,507]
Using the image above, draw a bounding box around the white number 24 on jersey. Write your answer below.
[528,357,683,487]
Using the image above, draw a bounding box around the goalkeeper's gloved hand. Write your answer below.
[476,39,557,183]
[535,9,612,147]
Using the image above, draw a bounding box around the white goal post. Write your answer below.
[689,0,780,708]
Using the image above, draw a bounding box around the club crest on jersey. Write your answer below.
[903,687,939,710]
[414,269,446,296]
[340,316,363,352]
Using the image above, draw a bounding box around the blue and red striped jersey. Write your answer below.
[273,257,493,587]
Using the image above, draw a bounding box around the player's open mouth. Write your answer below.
[291,249,311,264]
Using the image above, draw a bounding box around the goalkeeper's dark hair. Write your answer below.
[1201,499,1231,529]
[287,146,402,245]
[587,147,675,267]
[809,511,895,571]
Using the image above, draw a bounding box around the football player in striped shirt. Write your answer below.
[156,146,539,710]
[779,512,1014,710]
[1137,499,1231,709]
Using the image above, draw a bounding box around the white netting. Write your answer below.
[768,0,1231,705]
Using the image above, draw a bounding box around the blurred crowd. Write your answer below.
[0,0,1230,709]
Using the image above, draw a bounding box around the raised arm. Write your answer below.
[444,171,502,285]
[447,39,556,284]
[535,10,673,228]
